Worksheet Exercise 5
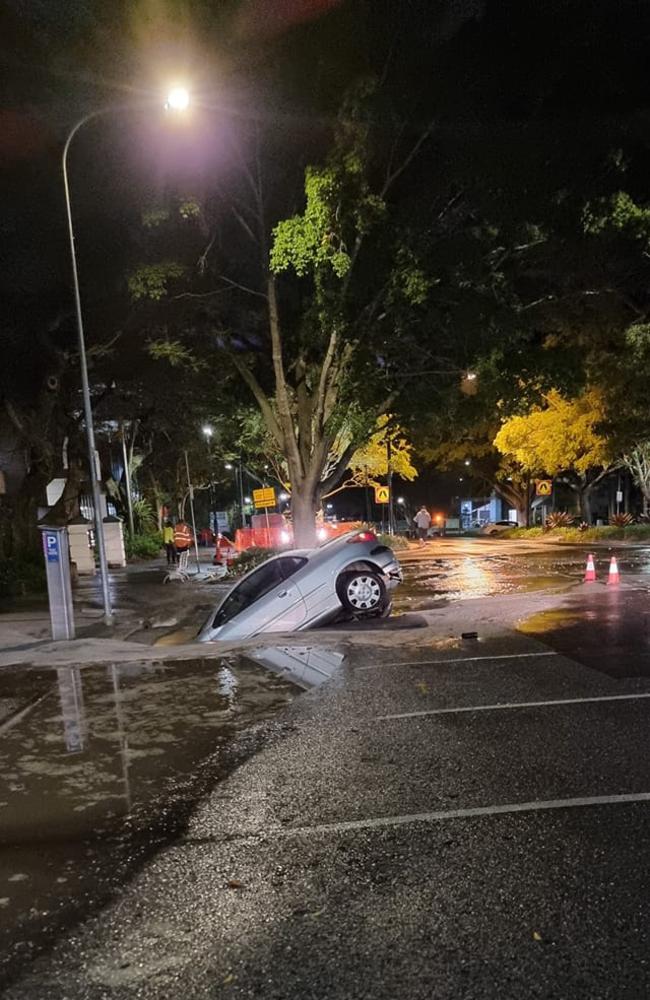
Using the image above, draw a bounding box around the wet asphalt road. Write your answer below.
[5,633,650,999]
[3,538,650,997]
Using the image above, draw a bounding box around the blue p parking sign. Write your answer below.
[45,532,60,563]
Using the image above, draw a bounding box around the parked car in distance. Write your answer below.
[479,520,519,536]
[198,530,403,642]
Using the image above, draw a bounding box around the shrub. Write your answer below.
[231,547,278,575]
[126,532,162,560]
[610,512,635,527]
[0,554,46,601]
[545,511,575,531]
[499,526,545,538]
[376,532,410,549]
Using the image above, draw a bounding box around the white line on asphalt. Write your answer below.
[278,793,650,837]
[375,691,650,721]
[356,651,559,671]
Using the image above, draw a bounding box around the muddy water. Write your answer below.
[0,656,296,986]
[394,553,575,610]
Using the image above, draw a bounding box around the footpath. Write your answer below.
[5,617,650,999]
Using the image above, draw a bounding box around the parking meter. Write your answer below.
[39,525,75,640]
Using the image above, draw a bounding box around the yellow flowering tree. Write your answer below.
[494,388,618,521]
[322,416,418,498]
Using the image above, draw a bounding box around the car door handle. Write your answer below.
[278,590,291,598]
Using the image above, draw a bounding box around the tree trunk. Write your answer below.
[580,488,592,524]
[292,485,319,547]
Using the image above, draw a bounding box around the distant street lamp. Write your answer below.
[202,425,213,440]
[62,88,190,623]
[397,497,405,505]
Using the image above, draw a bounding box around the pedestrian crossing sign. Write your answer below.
[536,480,552,497]
[374,485,390,504]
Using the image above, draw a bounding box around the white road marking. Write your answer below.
[356,651,559,671]
[375,691,650,721]
[278,793,650,837]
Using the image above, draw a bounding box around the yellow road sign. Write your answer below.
[536,480,552,497]
[253,487,276,509]
[374,485,390,504]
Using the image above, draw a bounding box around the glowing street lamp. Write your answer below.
[202,425,213,439]
[166,86,190,112]
[62,87,190,623]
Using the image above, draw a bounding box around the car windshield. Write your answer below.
[213,556,307,628]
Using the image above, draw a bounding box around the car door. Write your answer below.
[249,556,309,633]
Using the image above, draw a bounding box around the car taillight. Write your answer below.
[347,531,377,543]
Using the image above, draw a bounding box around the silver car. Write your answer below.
[198,529,403,642]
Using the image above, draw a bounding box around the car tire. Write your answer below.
[337,571,387,616]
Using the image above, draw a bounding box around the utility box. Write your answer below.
[67,516,95,575]
[39,525,75,641]
[103,515,127,568]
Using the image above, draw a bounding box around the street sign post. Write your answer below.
[39,525,75,640]
[253,487,276,544]
[535,480,552,497]
[374,485,390,504]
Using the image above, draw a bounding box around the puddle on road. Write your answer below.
[518,588,650,680]
[0,652,306,986]
[395,555,574,611]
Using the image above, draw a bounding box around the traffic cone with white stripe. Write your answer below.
[584,553,596,583]
[607,556,620,586]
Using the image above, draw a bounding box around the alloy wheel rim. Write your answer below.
[347,575,381,610]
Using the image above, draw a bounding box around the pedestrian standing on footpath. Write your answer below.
[414,505,432,546]
[162,520,177,566]
[173,519,193,558]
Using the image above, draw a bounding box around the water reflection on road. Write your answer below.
[0,655,297,986]
[394,546,650,610]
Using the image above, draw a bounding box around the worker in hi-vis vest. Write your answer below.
[162,521,177,565]
[173,519,193,555]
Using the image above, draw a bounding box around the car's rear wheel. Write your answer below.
[337,571,387,616]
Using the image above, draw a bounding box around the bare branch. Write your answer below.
[380,121,436,198]
[231,205,260,246]
[229,353,283,449]
[197,231,217,273]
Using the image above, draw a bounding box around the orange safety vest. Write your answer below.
[174,522,192,550]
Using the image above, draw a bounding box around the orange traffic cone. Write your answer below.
[607,556,620,586]
[584,553,596,583]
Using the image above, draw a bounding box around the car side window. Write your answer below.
[213,559,286,627]
[276,557,308,580]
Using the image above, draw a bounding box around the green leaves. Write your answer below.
[128,262,187,301]
[270,167,353,278]
[583,191,650,241]
[147,339,204,371]
[269,91,386,282]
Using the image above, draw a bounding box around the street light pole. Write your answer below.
[183,450,202,574]
[61,90,190,625]
[238,457,246,529]
[63,111,114,624]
